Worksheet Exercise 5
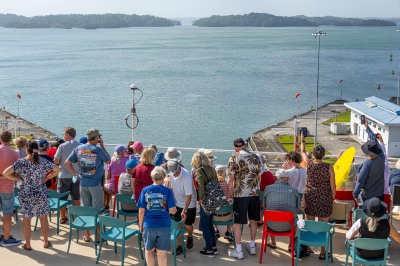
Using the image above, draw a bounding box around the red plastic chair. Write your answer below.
[384,194,391,213]
[335,190,357,226]
[111,175,120,217]
[259,210,295,266]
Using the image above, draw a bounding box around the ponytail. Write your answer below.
[27,141,39,164]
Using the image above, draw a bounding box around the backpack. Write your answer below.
[200,168,229,215]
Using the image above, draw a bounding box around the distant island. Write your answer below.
[192,13,396,27]
[0,13,181,29]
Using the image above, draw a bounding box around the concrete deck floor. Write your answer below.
[3,212,400,266]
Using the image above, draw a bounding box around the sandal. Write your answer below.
[267,242,277,249]
[319,252,330,260]
[83,236,91,243]
[44,241,52,249]
[22,244,32,251]
[60,217,68,224]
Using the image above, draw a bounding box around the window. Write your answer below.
[378,127,381,131]
[355,114,358,118]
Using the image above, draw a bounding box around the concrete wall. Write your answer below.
[388,126,400,157]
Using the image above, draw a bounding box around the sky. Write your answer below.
[1,0,400,18]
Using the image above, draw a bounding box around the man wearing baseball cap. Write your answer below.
[65,128,110,242]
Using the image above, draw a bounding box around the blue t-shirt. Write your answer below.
[67,143,110,187]
[137,184,175,228]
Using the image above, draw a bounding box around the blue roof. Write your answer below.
[345,96,400,126]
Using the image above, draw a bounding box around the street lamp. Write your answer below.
[130,84,138,142]
[312,30,326,146]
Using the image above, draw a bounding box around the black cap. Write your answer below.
[363,198,387,218]
[233,138,246,148]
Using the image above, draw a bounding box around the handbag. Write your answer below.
[200,168,229,215]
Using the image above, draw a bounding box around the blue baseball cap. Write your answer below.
[125,159,139,170]
[38,139,49,148]
[79,137,88,144]
[115,145,128,154]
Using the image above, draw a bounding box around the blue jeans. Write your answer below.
[200,206,216,251]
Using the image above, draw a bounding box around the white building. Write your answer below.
[344,96,400,157]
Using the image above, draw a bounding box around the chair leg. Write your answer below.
[96,238,104,264]
[291,236,295,266]
[112,196,116,217]
[114,242,118,253]
[138,233,144,260]
[94,228,98,256]
[56,210,60,235]
[67,228,72,254]
[259,232,265,263]
[174,236,177,266]
[121,239,125,266]
[182,233,186,258]
[295,239,300,266]
[34,216,39,231]
[325,247,328,266]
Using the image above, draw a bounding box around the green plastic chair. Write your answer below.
[96,215,143,266]
[116,194,139,222]
[212,204,235,246]
[345,238,391,266]
[295,220,335,266]
[171,219,187,266]
[13,187,20,222]
[34,190,70,235]
[67,206,103,256]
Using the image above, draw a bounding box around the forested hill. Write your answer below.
[0,13,181,28]
[192,13,396,27]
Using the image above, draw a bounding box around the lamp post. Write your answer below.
[130,84,138,142]
[312,30,326,146]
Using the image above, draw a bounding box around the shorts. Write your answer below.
[174,206,196,226]
[143,227,171,251]
[233,196,260,224]
[80,185,104,210]
[58,178,80,201]
[0,193,14,215]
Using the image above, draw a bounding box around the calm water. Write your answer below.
[1,26,399,163]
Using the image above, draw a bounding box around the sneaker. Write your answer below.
[203,247,218,255]
[0,235,3,246]
[186,236,194,249]
[215,229,220,238]
[2,236,22,247]
[224,231,233,241]
[228,248,244,259]
[246,244,256,255]
[173,245,183,256]
[200,250,214,258]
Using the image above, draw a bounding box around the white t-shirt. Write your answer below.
[286,167,307,193]
[169,167,197,209]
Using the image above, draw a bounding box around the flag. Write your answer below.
[295,92,300,99]
[17,94,21,99]
[339,79,343,84]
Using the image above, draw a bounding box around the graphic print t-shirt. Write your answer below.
[67,143,110,187]
[137,184,175,228]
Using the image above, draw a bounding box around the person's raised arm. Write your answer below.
[300,132,310,165]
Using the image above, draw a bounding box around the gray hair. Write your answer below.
[151,166,166,182]
[366,217,379,232]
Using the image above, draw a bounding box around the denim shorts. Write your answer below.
[0,193,15,215]
[143,227,171,251]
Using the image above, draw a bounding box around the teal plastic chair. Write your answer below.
[352,207,368,222]
[34,190,70,235]
[116,194,139,222]
[171,219,187,266]
[67,206,103,256]
[295,220,335,266]
[13,187,20,222]
[345,238,391,266]
[297,193,305,219]
[212,204,235,246]
[96,215,143,266]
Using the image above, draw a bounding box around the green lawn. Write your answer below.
[323,110,351,125]
[277,135,337,164]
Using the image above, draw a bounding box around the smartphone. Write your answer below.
[360,115,365,124]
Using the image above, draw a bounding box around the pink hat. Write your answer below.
[130,141,143,151]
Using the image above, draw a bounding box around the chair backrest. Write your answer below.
[170,219,184,229]
[99,215,127,228]
[14,186,20,195]
[384,194,391,212]
[393,185,400,206]
[353,208,368,221]
[350,237,391,250]
[335,190,354,201]
[264,210,295,223]
[116,193,135,205]
[68,205,102,217]
[48,189,69,199]
[114,175,120,194]
[301,220,334,233]
[215,204,233,214]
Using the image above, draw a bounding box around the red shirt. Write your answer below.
[0,145,19,193]
[47,147,57,158]
[132,163,155,202]
[260,171,275,191]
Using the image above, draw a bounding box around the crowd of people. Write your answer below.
[0,119,400,265]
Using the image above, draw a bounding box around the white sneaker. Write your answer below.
[246,244,256,255]
[228,248,244,259]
